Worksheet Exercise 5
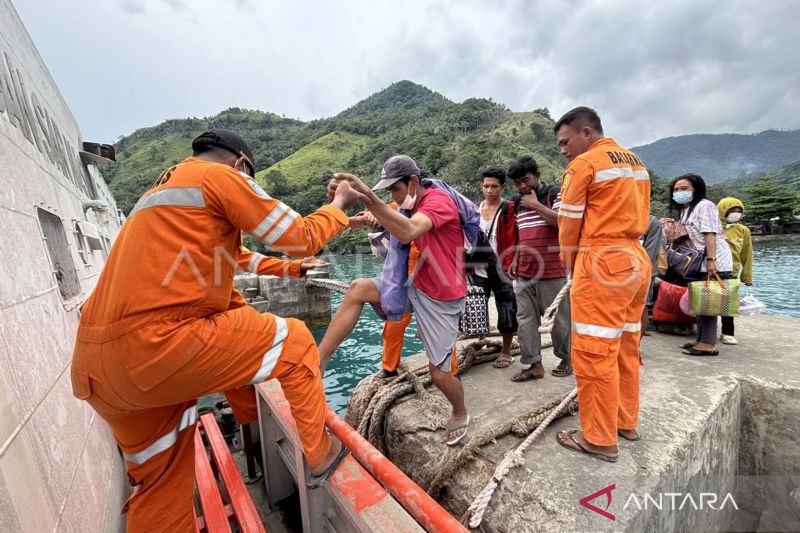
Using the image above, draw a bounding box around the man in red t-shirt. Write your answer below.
[324,156,470,445]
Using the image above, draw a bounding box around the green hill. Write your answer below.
[106,81,566,217]
[258,131,371,186]
[106,108,317,212]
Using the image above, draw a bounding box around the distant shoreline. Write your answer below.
[752,233,800,244]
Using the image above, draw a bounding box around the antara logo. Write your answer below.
[623,492,739,511]
[580,484,616,521]
[579,484,739,521]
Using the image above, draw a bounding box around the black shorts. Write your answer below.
[471,274,518,334]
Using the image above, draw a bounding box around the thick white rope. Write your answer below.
[467,278,575,528]
[305,278,351,294]
[467,387,578,528]
[538,279,572,334]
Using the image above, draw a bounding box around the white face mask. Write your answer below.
[398,182,417,209]
[399,193,417,210]
[726,212,743,223]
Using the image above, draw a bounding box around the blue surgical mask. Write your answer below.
[673,190,693,204]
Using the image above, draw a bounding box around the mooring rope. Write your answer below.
[306,278,351,293]
[328,274,577,529]
[425,390,576,499]
[349,337,513,453]
[466,387,578,528]
[465,278,576,529]
[538,279,571,334]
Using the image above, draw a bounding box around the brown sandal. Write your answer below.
[551,361,573,377]
[511,367,544,382]
[492,353,514,368]
[556,429,618,463]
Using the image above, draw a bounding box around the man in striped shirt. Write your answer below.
[504,156,572,382]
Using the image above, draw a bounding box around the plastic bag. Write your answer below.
[679,289,695,317]
[739,292,766,316]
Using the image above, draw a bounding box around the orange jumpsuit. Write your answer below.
[558,138,652,447]
[70,157,347,531]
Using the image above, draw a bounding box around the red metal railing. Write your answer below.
[325,408,468,533]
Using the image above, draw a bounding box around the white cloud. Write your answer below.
[12,0,800,147]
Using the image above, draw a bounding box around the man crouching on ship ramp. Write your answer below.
[71,130,361,531]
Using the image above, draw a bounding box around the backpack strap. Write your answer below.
[486,201,504,241]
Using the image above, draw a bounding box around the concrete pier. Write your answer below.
[233,269,333,328]
[347,311,800,532]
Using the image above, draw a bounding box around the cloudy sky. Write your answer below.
[14,0,800,147]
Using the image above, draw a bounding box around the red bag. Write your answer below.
[653,281,695,323]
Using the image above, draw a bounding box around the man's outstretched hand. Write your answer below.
[330,180,362,211]
[348,213,379,229]
[332,173,375,205]
[300,256,332,273]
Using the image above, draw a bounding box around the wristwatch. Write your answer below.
[705,257,715,262]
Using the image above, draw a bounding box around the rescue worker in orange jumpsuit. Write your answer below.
[552,108,651,463]
[71,130,361,531]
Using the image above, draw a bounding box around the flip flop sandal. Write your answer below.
[556,429,618,463]
[444,415,470,446]
[511,369,544,382]
[492,353,514,368]
[551,363,573,377]
[306,446,350,489]
[682,347,719,356]
[679,342,697,349]
[618,430,641,442]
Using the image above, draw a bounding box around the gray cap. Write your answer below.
[372,155,421,190]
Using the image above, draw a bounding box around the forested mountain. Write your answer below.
[105,81,564,217]
[717,159,800,191]
[632,130,800,184]
[105,80,800,246]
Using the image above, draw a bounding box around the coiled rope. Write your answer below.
[466,279,575,529]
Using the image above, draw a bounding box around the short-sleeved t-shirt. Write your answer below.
[680,199,733,272]
[411,188,467,301]
[515,184,566,279]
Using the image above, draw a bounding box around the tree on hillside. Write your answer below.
[738,177,799,230]
[530,122,545,141]
[262,170,295,197]
[649,172,671,218]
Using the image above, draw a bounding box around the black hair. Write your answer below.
[481,166,506,185]
[553,106,603,135]
[401,168,431,187]
[507,156,539,181]
[669,173,707,215]
[192,145,231,158]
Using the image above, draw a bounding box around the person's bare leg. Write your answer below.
[429,363,468,440]
[502,333,514,355]
[319,279,381,370]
